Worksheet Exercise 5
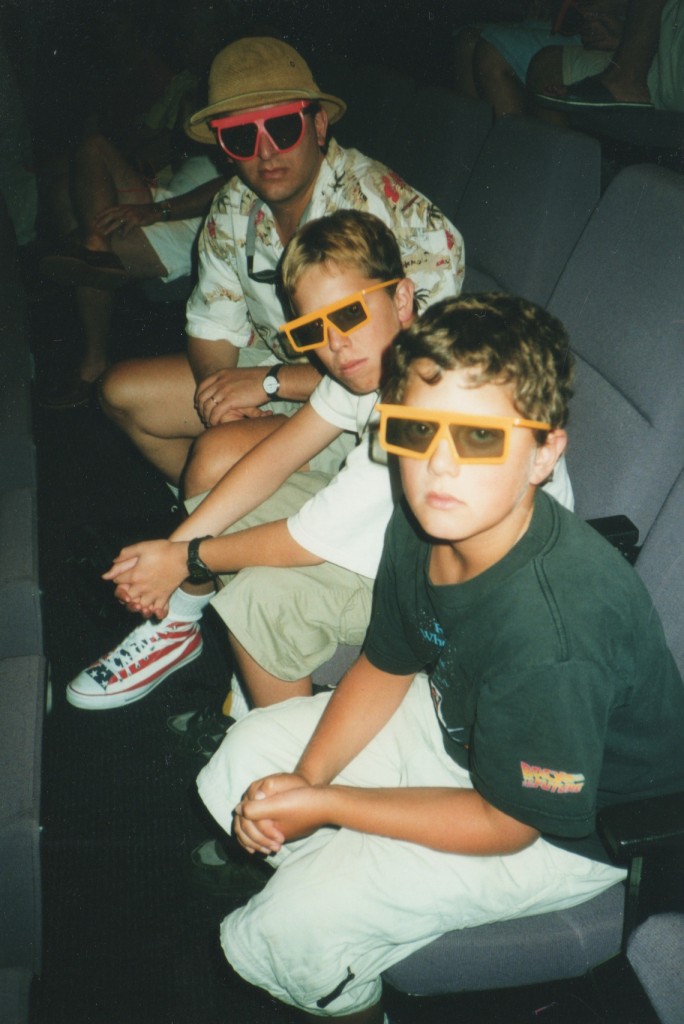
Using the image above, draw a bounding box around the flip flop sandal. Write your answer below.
[536,76,654,111]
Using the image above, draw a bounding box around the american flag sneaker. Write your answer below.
[66,619,203,710]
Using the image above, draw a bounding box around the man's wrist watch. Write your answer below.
[263,364,282,399]
[186,536,215,584]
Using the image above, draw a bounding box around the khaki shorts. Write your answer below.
[187,472,374,681]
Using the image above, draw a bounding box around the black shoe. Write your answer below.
[166,704,232,758]
[40,241,128,290]
[39,376,96,410]
[189,839,273,898]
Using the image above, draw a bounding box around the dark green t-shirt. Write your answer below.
[365,491,684,861]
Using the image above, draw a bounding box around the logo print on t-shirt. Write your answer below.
[520,761,585,794]
[419,618,446,649]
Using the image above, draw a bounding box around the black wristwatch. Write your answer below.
[263,364,282,399]
[186,536,216,584]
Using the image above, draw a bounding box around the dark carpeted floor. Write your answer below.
[28,284,610,1024]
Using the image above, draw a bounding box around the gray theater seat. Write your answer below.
[455,114,602,305]
[0,656,46,1023]
[551,164,684,540]
[323,61,417,165]
[384,88,492,224]
[0,487,42,658]
[0,195,45,1024]
[627,914,684,1024]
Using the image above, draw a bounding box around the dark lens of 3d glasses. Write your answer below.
[386,418,506,458]
[290,317,325,350]
[290,301,369,351]
[328,300,366,333]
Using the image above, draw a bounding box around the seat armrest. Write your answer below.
[598,792,684,862]
[587,515,640,564]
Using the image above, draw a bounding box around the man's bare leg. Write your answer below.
[99,352,203,484]
[453,25,482,98]
[473,38,527,117]
[598,0,666,104]
[527,47,572,125]
[70,134,152,251]
[229,632,312,707]
[76,286,114,381]
[70,228,167,382]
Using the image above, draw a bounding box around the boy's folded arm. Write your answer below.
[324,785,540,855]
[239,784,539,856]
[296,654,416,787]
[170,402,341,541]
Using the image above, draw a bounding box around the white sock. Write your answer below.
[165,587,215,623]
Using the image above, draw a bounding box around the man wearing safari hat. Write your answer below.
[98,36,464,496]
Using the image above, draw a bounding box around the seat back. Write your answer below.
[549,163,684,547]
[455,114,601,305]
[383,88,492,223]
[627,913,684,1024]
[323,61,417,165]
[633,467,684,675]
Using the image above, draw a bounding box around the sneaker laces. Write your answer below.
[91,620,195,683]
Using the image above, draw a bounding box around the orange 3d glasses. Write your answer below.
[280,280,400,352]
[375,404,551,463]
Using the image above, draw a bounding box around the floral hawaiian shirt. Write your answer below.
[185,138,465,364]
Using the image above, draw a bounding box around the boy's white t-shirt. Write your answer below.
[287,375,575,579]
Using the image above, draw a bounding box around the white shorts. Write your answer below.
[197,678,625,1016]
[142,155,219,282]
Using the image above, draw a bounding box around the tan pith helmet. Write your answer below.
[186,37,346,144]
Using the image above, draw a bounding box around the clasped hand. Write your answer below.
[233,772,330,856]
[95,203,158,238]
[102,539,189,619]
[195,368,275,427]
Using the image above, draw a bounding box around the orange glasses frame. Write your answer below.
[375,404,551,464]
[280,280,401,352]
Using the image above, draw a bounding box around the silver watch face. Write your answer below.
[263,371,279,395]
